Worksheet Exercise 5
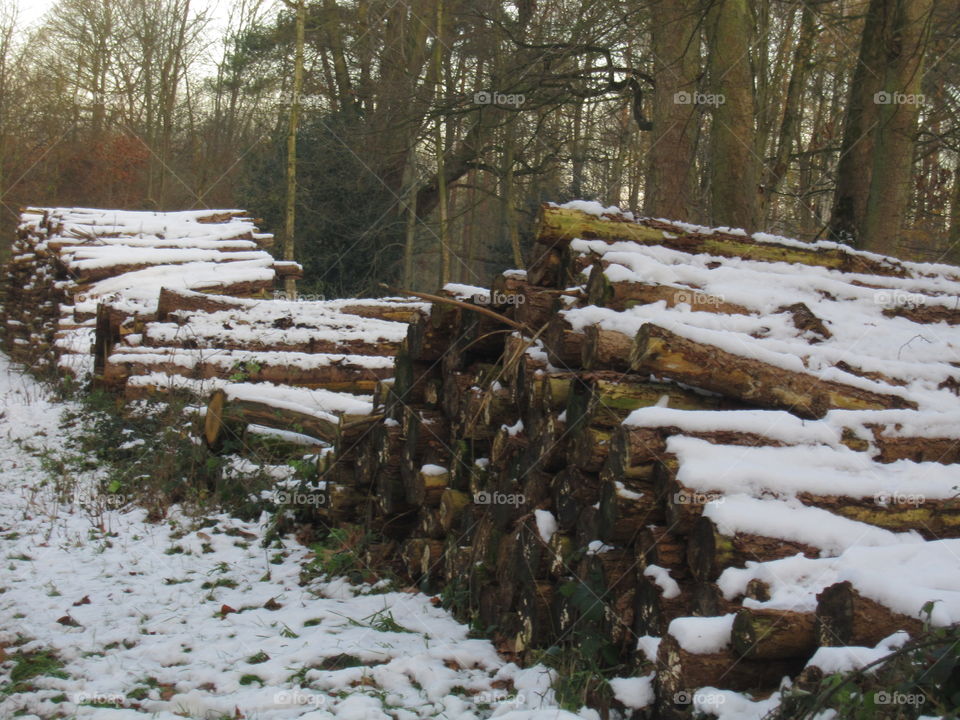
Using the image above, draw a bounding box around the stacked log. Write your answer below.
[290,202,960,715]
[9,201,960,715]
[1,207,283,374]
[102,287,423,400]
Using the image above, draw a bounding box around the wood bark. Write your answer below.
[631,323,915,419]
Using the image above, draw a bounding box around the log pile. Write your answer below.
[7,201,960,715]
[99,286,423,402]
[1,207,286,374]
[1,206,426,466]
[287,202,960,715]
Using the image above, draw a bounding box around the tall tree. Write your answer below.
[861,0,935,253]
[282,0,305,297]
[829,0,896,246]
[643,0,701,220]
[704,0,759,230]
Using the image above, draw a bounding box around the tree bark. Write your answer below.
[644,0,700,221]
[705,0,759,230]
[861,0,935,253]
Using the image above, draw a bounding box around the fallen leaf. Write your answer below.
[73,595,91,606]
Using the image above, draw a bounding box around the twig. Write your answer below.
[378,283,529,332]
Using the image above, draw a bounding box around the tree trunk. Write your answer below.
[705,0,759,230]
[643,0,700,221]
[283,0,306,297]
[861,0,934,253]
[830,0,895,246]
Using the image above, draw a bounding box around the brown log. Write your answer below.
[881,303,960,326]
[732,607,817,660]
[873,433,960,464]
[404,465,449,507]
[514,284,560,330]
[156,287,247,321]
[565,371,729,437]
[586,263,750,314]
[414,508,445,539]
[815,581,924,648]
[666,472,960,541]
[634,572,693,637]
[142,320,402,356]
[515,582,556,652]
[553,468,601,532]
[570,426,612,472]
[575,548,638,657]
[631,323,915,419]
[102,348,393,392]
[638,526,688,577]
[406,311,451,363]
[656,631,802,703]
[526,243,563,287]
[546,532,575,577]
[535,204,905,277]
[691,581,737,617]
[438,488,471,533]
[581,324,634,371]
[541,316,583,369]
[687,516,820,581]
[335,302,426,324]
[203,388,367,449]
[597,477,664,546]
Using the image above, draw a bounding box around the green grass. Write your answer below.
[1,650,69,696]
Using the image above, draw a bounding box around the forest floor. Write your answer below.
[0,353,582,720]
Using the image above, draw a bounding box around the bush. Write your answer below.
[769,618,960,720]
[42,389,275,521]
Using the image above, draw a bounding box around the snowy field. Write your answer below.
[0,353,584,720]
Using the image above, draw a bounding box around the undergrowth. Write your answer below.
[767,618,960,720]
[37,388,277,521]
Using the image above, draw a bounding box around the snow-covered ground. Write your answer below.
[0,353,583,720]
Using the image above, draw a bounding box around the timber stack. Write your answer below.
[1,207,289,374]
[1,207,427,465]
[287,201,960,717]
[5,201,960,716]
